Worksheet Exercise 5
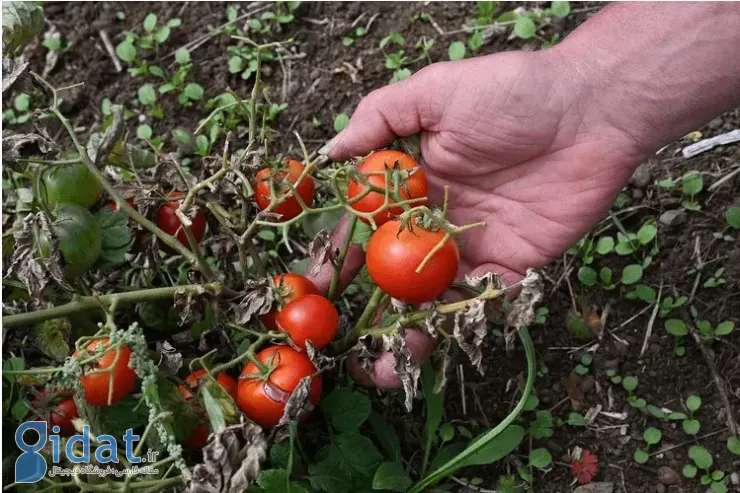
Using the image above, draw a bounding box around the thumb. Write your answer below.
[321,68,435,160]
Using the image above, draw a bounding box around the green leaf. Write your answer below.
[372,462,412,491]
[2,1,45,55]
[14,93,29,112]
[577,266,597,286]
[136,124,152,140]
[550,1,570,17]
[3,357,25,383]
[159,83,175,94]
[566,311,592,340]
[636,223,657,245]
[143,13,157,32]
[195,134,209,155]
[682,171,703,196]
[350,220,372,249]
[368,411,401,463]
[321,388,372,432]
[95,207,133,250]
[334,113,350,133]
[715,321,734,336]
[308,457,352,493]
[683,464,697,478]
[622,376,638,392]
[167,18,182,28]
[683,419,700,435]
[529,411,553,439]
[175,47,191,64]
[644,427,661,445]
[726,206,740,229]
[389,68,412,84]
[155,26,170,43]
[148,65,165,78]
[228,55,243,73]
[422,361,444,449]
[528,448,552,469]
[514,16,536,39]
[258,229,276,242]
[621,264,643,285]
[522,394,539,411]
[567,412,586,427]
[686,395,701,412]
[634,284,656,303]
[727,436,740,455]
[599,267,613,285]
[688,445,713,469]
[12,399,30,420]
[448,41,466,60]
[711,482,728,493]
[172,128,193,145]
[258,469,308,493]
[184,83,204,101]
[462,425,525,467]
[336,432,383,473]
[343,36,354,46]
[137,84,156,105]
[201,386,225,433]
[303,209,343,238]
[595,236,614,254]
[116,40,137,63]
[633,449,648,464]
[665,319,688,337]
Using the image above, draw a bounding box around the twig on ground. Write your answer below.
[99,30,122,72]
[639,281,663,357]
[458,364,467,415]
[649,427,729,457]
[681,310,740,436]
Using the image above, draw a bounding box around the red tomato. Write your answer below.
[260,274,320,331]
[155,191,207,248]
[277,294,339,349]
[237,346,321,428]
[178,369,238,448]
[32,390,79,436]
[105,197,138,213]
[347,150,428,226]
[254,159,315,220]
[74,338,137,406]
[366,220,459,304]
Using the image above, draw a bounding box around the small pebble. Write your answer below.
[655,483,666,493]
[658,466,681,486]
[659,209,687,229]
[581,376,595,394]
[630,163,652,189]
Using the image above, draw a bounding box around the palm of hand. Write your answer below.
[416,55,644,284]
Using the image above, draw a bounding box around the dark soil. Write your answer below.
[5,2,739,492]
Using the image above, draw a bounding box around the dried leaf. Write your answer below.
[189,419,268,493]
[504,269,544,348]
[433,338,452,394]
[383,330,420,412]
[152,154,193,190]
[452,300,488,375]
[33,319,70,362]
[464,271,501,290]
[424,310,445,339]
[2,133,55,164]
[2,57,28,93]
[277,376,314,427]
[573,483,613,493]
[91,105,124,166]
[352,334,379,375]
[305,340,336,373]
[307,230,332,277]
[174,285,206,326]
[233,277,274,325]
[155,340,182,375]
[390,298,412,315]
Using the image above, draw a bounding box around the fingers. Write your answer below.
[305,214,366,296]
[321,67,435,160]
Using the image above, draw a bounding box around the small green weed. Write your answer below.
[633,427,661,464]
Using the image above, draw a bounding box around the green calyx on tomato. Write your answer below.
[37,203,103,278]
[41,164,102,210]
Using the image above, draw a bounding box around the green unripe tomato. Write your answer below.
[38,203,102,278]
[41,164,102,210]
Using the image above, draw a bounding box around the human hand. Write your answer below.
[322,49,645,286]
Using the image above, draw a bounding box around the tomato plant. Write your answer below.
[32,389,79,436]
[260,273,320,331]
[366,219,460,304]
[178,369,238,448]
[237,346,321,428]
[155,191,206,247]
[347,150,428,226]
[277,294,339,349]
[254,159,315,220]
[74,338,137,406]
[38,203,102,278]
[41,163,102,210]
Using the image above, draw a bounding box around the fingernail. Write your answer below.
[318,130,345,156]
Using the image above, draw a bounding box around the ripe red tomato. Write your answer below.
[32,390,79,436]
[347,150,428,226]
[277,294,339,349]
[254,159,315,220]
[74,338,137,406]
[155,191,207,248]
[105,197,138,213]
[260,274,320,331]
[366,220,459,304]
[237,346,321,428]
[178,370,238,448]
